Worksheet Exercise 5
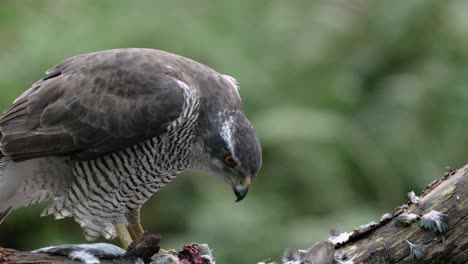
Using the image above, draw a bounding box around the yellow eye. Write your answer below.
[224,155,236,167]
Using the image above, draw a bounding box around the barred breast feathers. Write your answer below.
[42,78,201,240]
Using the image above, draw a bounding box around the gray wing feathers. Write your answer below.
[0,49,190,161]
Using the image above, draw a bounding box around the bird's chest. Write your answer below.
[120,128,196,181]
[70,123,196,208]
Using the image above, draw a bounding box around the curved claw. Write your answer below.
[130,223,145,239]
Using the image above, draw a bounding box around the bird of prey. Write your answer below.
[0,48,262,247]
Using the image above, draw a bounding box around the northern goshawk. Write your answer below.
[0,48,262,247]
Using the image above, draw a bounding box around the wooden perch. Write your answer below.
[331,164,468,264]
[0,165,467,264]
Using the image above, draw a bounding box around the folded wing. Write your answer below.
[0,49,189,161]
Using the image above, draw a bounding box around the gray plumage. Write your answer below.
[418,210,448,233]
[32,243,126,258]
[405,240,425,260]
[0,48,262,240]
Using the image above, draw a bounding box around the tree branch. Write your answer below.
[333,164,467,263]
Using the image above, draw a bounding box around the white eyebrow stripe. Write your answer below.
[220,114,236,158]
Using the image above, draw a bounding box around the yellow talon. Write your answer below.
[130,222,145,239]
[115,224,133,249]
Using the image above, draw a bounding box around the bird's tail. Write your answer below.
[0,156,13,224]
[0,133,12,223]
[0,156,73,224]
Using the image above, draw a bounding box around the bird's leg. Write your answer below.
[129,222,145,239]
[115,224,133,249]
[127,209,145,239]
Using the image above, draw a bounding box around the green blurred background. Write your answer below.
[1,0,467,263]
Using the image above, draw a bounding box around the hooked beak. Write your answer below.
[234,175,251,202]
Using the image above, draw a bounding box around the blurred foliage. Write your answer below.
[0,0,467,263]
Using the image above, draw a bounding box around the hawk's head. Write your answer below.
[194,75,262,202]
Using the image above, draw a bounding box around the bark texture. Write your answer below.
[333,164,468,264]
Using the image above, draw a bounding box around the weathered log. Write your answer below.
[270,165,467,264]
[331,164,468,264]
